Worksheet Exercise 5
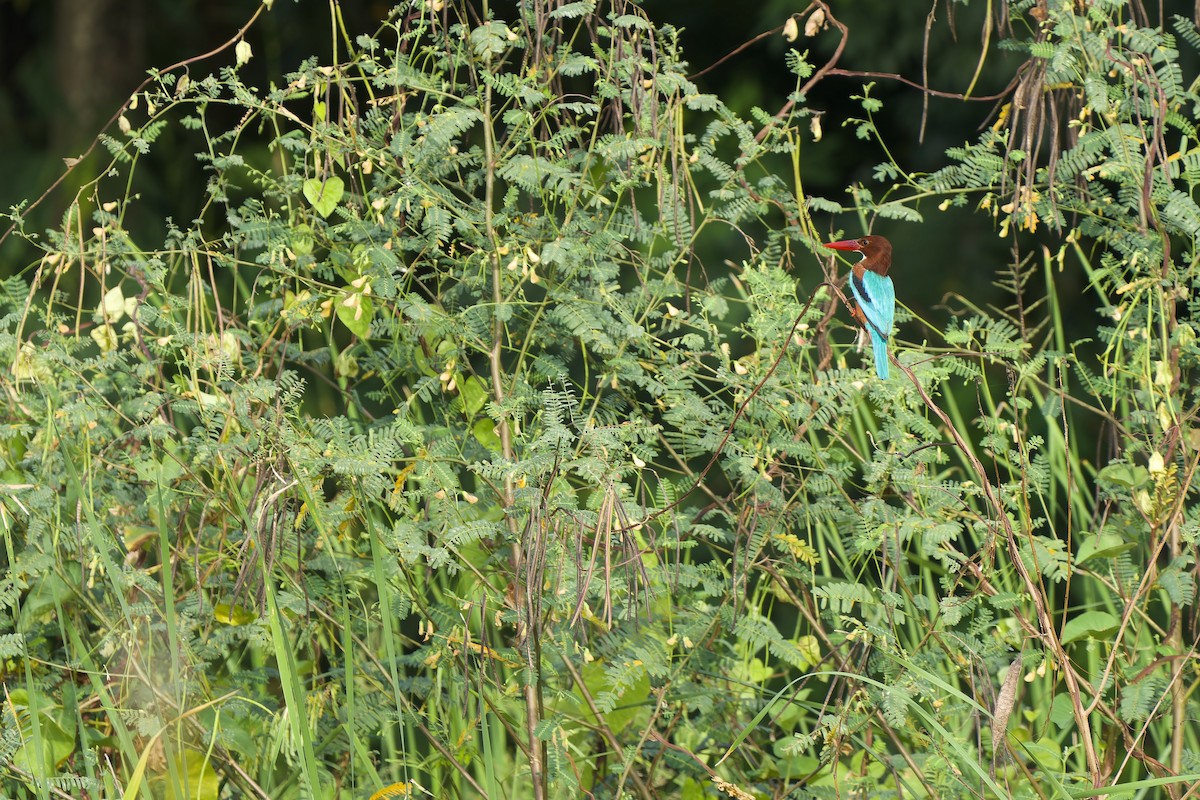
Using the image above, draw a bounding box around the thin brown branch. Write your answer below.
[688,26,784,81]
[825,68,1017,101]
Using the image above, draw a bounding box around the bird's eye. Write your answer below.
[859,238,869,246]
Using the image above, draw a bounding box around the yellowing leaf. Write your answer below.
[101,285,126,322]
[91,323,118,353]
[235,39,253,67]
[804,8,826,36]
[214,603,256,625]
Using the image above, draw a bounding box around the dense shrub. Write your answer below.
[3,1,1200,797]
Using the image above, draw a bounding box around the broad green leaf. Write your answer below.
[1060,610,1119,644]
[214,603,257,625]
[1049,692,1075,730]
[1023,737,1064,772]
[335,291,373,338]
[303,176,344,218]
[1097,462,1150,489]
[738,657,772,683]
[158,748,221,800]
[1077,531,1135,563]
[458,375,490,417]
[8,690,76,776]
[471,418,501,452]
[795,635,820,668]
[19,572,77,625]
[567,661,650,736]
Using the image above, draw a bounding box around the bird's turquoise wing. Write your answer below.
[850,270,895,341]
[850,270,895,379]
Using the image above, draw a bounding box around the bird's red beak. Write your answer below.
[823,239,861,252]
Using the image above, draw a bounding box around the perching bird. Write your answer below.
[823,235,895,379]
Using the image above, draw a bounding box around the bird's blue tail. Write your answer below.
[871,331,889,379]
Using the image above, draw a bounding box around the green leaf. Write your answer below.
[568,661,650,735]
[1023,737,1064,772]
[303,176,344,218]
[335,292,373,338]
[795,635,820,668]
[739,657,772,683]
[458,375,490,418]
[19,572,77,625]
[1060,610,1119,644]
[472,419,502,452]
[1077,531,1136,563]
[1097,462,1150,489]
[8,690,76,776]
[213,602,257,625]
[158,749,221,800]
[1049,693,1075,730]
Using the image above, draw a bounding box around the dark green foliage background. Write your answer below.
[3,1,1200,799]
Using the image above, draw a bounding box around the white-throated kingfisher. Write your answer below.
[823,235,895,379]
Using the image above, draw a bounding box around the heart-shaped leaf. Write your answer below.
[303,176,344,218]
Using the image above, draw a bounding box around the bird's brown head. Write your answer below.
[823,235,892,276]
